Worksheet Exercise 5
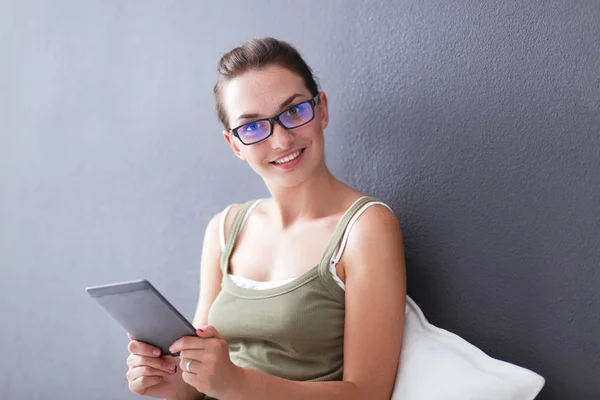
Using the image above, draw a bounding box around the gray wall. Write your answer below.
[1,1,598,399]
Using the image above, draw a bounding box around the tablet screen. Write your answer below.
[86,279,196,355]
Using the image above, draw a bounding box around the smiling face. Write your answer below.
[222,65,329,188]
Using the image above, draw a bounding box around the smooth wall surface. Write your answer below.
[1,1,599,399]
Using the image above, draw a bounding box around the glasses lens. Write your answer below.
[237,120,271,144]
[279,101,314,128]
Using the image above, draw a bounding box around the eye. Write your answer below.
[284,104,304,119]
[242,122,260,133]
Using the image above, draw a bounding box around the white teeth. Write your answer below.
[273,150,302,164]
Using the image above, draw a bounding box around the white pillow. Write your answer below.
[391,296,545,400]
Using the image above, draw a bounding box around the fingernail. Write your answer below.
[169,364,177,371]
[153,349,161,356]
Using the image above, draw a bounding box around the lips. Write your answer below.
[270,148,305,164]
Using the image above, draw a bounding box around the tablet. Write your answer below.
[86,279,197,356]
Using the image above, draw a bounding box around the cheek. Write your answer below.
[241,145,268,164]
[308,129,325,149]
[297,124,322,142]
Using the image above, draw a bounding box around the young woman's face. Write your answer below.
[222,65,329,188]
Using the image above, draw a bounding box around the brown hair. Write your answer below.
[213,37,320,129]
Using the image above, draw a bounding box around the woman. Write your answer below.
[125,37,407,400]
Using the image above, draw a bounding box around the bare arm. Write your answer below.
[170,205,241,400]
[225,205,407,400]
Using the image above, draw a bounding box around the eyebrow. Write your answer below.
[234,93,305,124]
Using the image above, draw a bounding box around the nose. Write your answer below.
[270,122,294,149]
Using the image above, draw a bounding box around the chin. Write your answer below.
[265,159,319,189]
[271,176,308,189]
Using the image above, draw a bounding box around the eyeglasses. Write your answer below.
[229,94,320,146]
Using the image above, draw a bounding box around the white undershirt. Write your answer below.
[219,197,392,291]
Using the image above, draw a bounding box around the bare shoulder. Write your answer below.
[343,202,405,270]
[203,203,245,244]
[199,202,246,274]
[350,201,401,240]
[222,203,245,240]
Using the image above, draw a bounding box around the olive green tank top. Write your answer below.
[206,196,381,386]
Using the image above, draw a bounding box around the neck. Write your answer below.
[264,160,345,229]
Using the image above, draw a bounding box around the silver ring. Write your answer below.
[184,359,193,373]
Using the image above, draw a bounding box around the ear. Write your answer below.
[317,91,329,130]
[223,130,246,160]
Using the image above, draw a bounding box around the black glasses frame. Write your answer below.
[230,93,321,146]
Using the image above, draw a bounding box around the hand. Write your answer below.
[169,326,242,399]
[126,333,183,398]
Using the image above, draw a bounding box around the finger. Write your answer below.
[197,325,225,340]
[127,354,179,374]
[127,333,135,340]
[181,371,195,386]
[127,365,174,381]
[179,349,205,364]
[179,357,199,375]
[128,338,162,357]
[129,375,163,395]
[170,336,204,353]
[162,354,180,362]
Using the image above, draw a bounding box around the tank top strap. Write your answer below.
[317,196,382,303]
[220,199,259,276]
